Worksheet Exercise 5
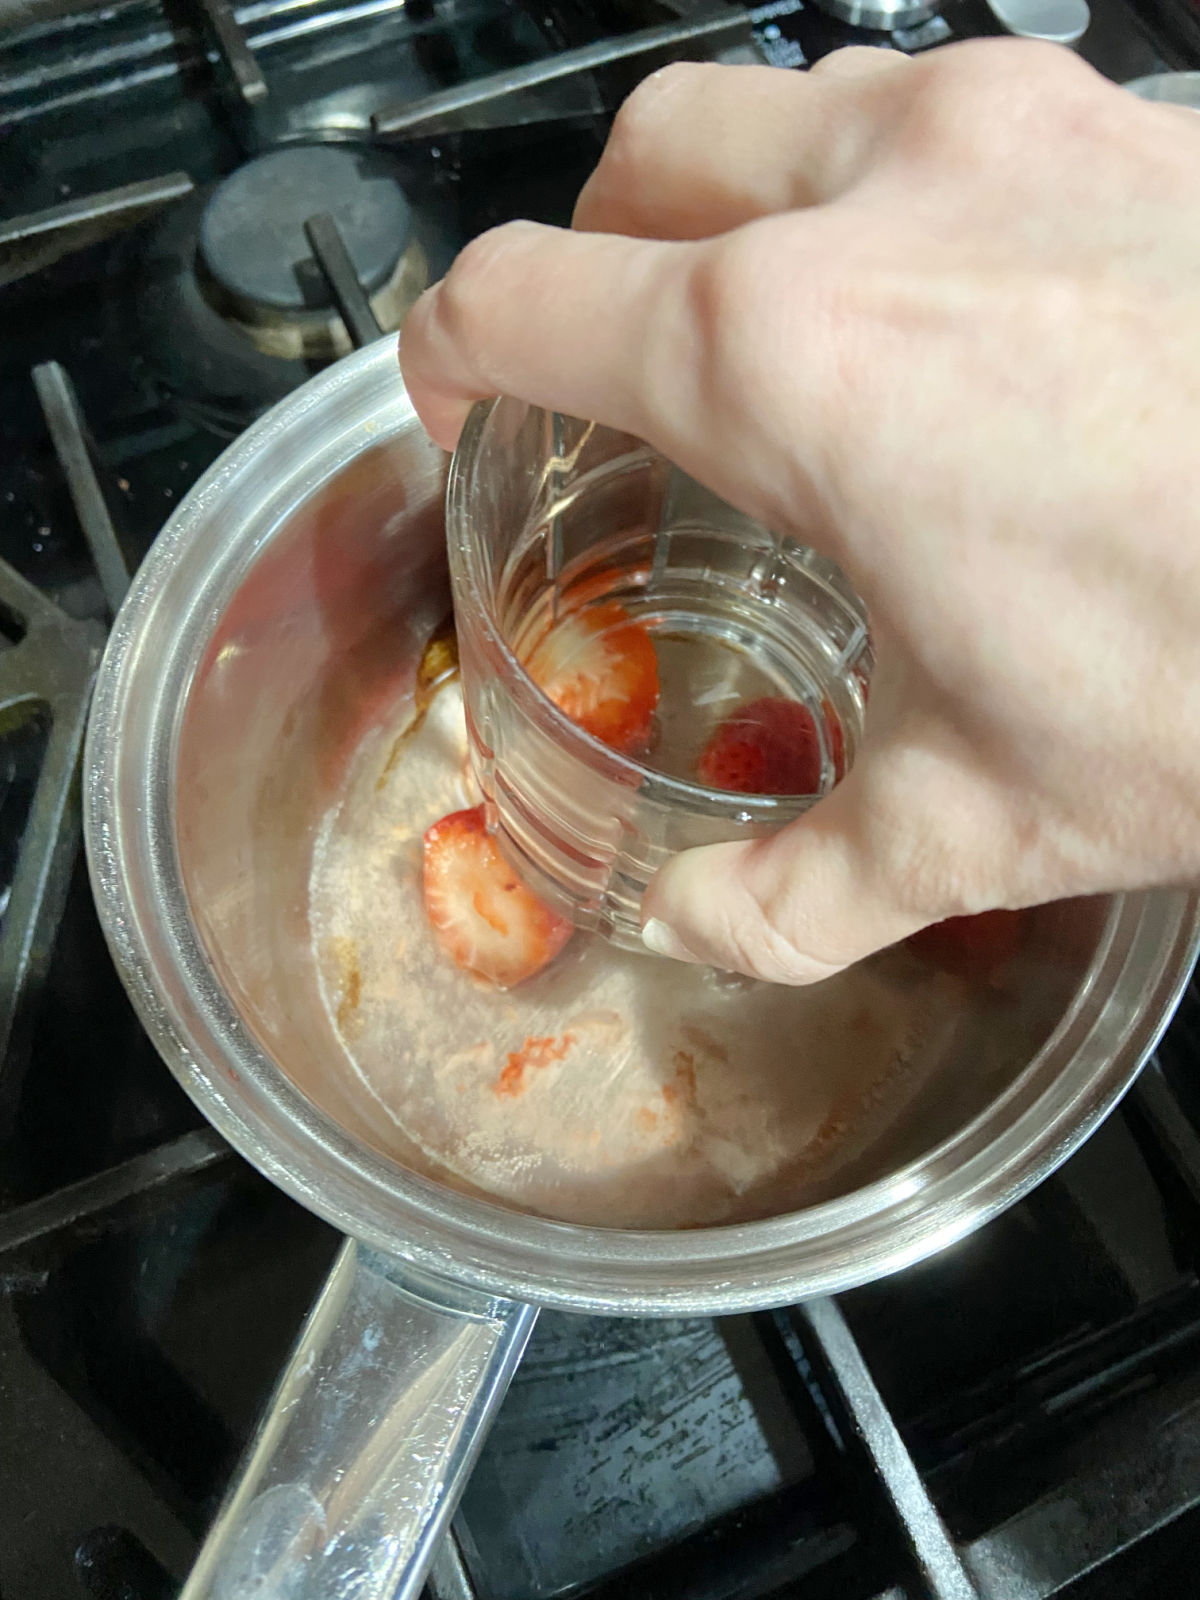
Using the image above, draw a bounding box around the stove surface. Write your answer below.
[3,0,1200,1595]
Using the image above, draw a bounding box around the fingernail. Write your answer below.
[642,918,699,963]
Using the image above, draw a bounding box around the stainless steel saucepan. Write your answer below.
[83,335,1200,1600]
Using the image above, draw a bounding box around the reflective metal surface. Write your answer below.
[806,0,933,34]
[194,0,269,104]
[32,362,131,616]
[0,173,194,288]
[84,336,1200,1598]
[84,334,1200,1307]
[984,0,1090,43]
[810,0,1089,41]
[304,214,385,349]
[1125,69,1200,104]
[0,563,104,1116]
[182,1241,536,1600]
[371,11,759,137]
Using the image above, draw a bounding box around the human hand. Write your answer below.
[400,42,1200,984]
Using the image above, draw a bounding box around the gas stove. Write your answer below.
[3,0,1200,1595]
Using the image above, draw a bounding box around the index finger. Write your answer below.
[397,214,830,541]
[400,221,684,451]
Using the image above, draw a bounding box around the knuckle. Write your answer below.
[686,225,771,339]
[900,39,1097,167]
[609,61,715,153]
[672,216,848,492]
[674,228,778,413]
[442,226,511,302]
[808,43,909,79]
[588,63,716,209]
[924,36,1087,99]
[436,225,529,371]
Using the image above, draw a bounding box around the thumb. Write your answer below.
[639,771,929,984]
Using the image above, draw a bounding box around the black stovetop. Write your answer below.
[4,0,1200,1595]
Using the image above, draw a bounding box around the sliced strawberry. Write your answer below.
[422,804,572,988]
[523,600,659,754]
[697,696,824,796]
[906,909,1027,979]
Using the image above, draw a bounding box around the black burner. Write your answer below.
[128,144,444,435]
[188,145,429,371]
[198,146,413,316]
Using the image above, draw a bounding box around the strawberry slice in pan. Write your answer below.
[422,804,572,989]
[696,696,825,796]
[523,600,659,755]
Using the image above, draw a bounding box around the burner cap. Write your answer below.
[199,146,412,314]
[807,0,931,26]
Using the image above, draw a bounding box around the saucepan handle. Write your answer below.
[180,1238,538,1600]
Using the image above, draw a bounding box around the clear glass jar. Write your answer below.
[446,399,872,946]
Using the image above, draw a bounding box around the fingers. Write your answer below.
[573,51,914,242]
[399,212,832,542]
[399,205,855,542]
[400,49,919,457]
[639,757,949,984]
[398,209,842,540]
[399,220,689,452]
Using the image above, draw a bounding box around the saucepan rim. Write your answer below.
[82,336,1200,1315]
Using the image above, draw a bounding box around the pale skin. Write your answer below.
[400,40,1200,985]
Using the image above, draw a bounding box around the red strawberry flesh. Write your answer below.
[422,804,572,988]
[697,696,824,796]
[523,600,659,755]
